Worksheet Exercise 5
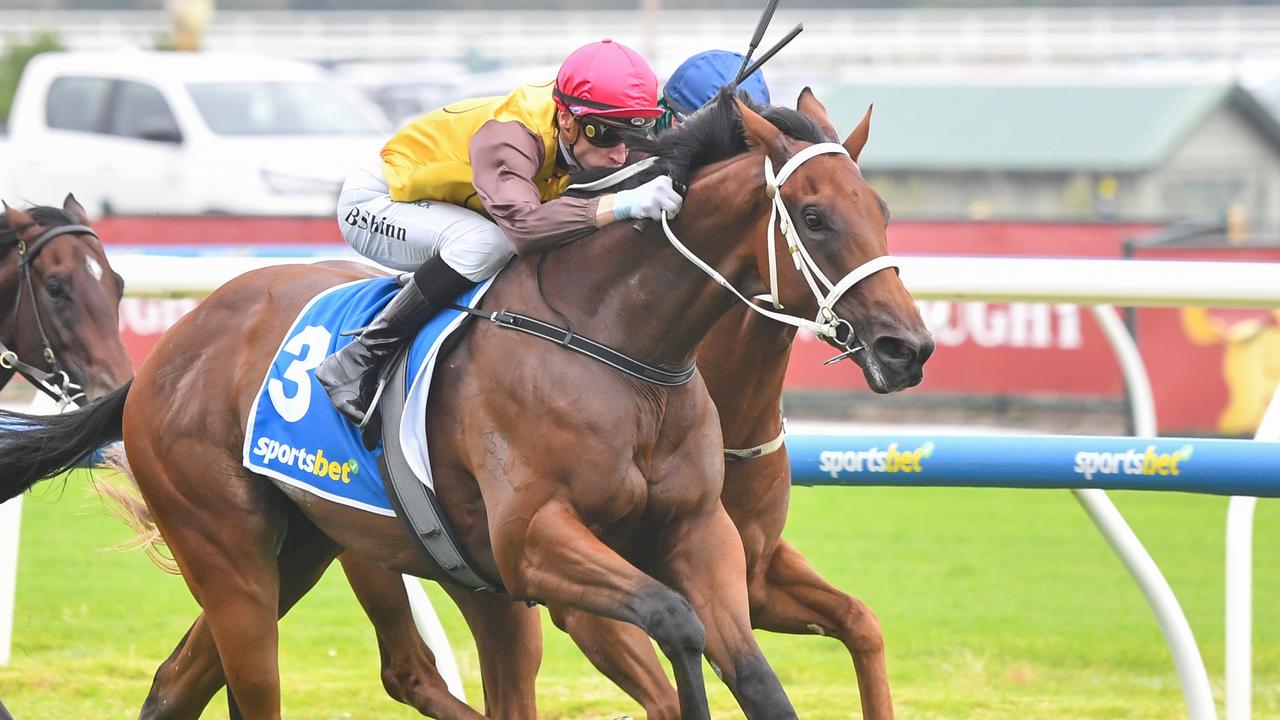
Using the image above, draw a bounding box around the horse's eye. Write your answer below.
[45,277,69,300]
[803,209,824,231]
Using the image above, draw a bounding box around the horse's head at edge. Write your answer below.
[1,194,133,402]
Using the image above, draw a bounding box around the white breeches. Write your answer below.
[336,163,513,281]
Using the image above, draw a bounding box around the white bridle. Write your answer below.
[660,141,898,342]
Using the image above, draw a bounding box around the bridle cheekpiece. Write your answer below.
[660,141,899,360]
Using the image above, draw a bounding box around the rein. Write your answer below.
[448,303,696,386]
[446,173,698,388]
[0,223,96,408]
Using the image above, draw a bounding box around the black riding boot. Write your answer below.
[316,255,473,427]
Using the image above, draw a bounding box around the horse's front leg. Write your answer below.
[490,500,714,720]
[442,582,543,719]
[548,604,680,720]
[750,538,893,719]
[338,554,492,720]
[660,503,798,720]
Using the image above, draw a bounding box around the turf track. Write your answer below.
[2,472,1278,718]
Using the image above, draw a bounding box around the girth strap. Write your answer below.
[378,348,498,592]
[449,305,697,387]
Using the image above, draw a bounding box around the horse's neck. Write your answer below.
[539,158,766,373]
[700,308,796,448]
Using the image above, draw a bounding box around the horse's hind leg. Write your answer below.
[750,539,893,719]
[139,508,340,719]
[339,554,489,720]
[548,605,679,720]
[139,620,225,720]
[127,430,289,719]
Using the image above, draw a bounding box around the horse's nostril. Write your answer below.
[873,336,918,366]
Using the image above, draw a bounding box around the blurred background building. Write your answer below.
[5,1,1280,231]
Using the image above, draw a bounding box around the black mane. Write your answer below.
[567,86,831,197]
[0,205,80,259]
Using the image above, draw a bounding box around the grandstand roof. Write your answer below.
[821,82,1280,172]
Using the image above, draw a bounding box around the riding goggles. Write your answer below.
[578,114,654,148]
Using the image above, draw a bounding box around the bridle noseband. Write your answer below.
[1,223,99,408]
[660,141,899,362]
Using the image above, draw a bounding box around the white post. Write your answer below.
[0,392,77,667]
[0,496,21,666]
[1087,305,1217,720]
[1225,385,1280,720]
[402,575,466,703]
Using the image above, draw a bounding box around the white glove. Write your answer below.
[611,175,683,222]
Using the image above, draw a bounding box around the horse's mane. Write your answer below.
[567,87,831,197]
[0,205,79,260]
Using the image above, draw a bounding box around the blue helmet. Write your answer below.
[662,49,771,118]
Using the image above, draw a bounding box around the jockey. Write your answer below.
[320,39,682,426]
[657,49,770,131]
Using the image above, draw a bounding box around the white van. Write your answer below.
[3,51,390,217]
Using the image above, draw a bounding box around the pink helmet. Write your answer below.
[555,39,663,125]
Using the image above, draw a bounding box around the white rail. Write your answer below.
[1226,391,1280,720]
[113,254,1280,308]
[1091,303,1214,719]
[0,497,18,666]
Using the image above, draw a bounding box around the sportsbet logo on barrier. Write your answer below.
[1072,445,1193,482]
[818,441,936,478]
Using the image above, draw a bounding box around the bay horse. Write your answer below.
[0,89,930,719]
[546,90,908,720]
[0,196,132,405]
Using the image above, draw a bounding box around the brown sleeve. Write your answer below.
[470,120,601,254]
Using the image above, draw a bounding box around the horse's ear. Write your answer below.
[3,202,33,230]
[843,104,873,162]
[63,193,91,225]
[796,87,838,142]
[736,97,785,160]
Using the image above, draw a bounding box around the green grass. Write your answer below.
[3,474,1280,719]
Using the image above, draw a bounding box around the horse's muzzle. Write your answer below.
[867,330,934,393]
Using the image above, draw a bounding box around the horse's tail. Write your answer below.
[92,445,179,574]
[0,380,132,501]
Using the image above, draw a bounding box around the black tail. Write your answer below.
[0,380,131,501]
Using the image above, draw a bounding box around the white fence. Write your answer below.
[3,253,1279,717]
[3,6,1280,69]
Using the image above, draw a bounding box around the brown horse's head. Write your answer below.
[0,195,132,402]
[734,89,933,393]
